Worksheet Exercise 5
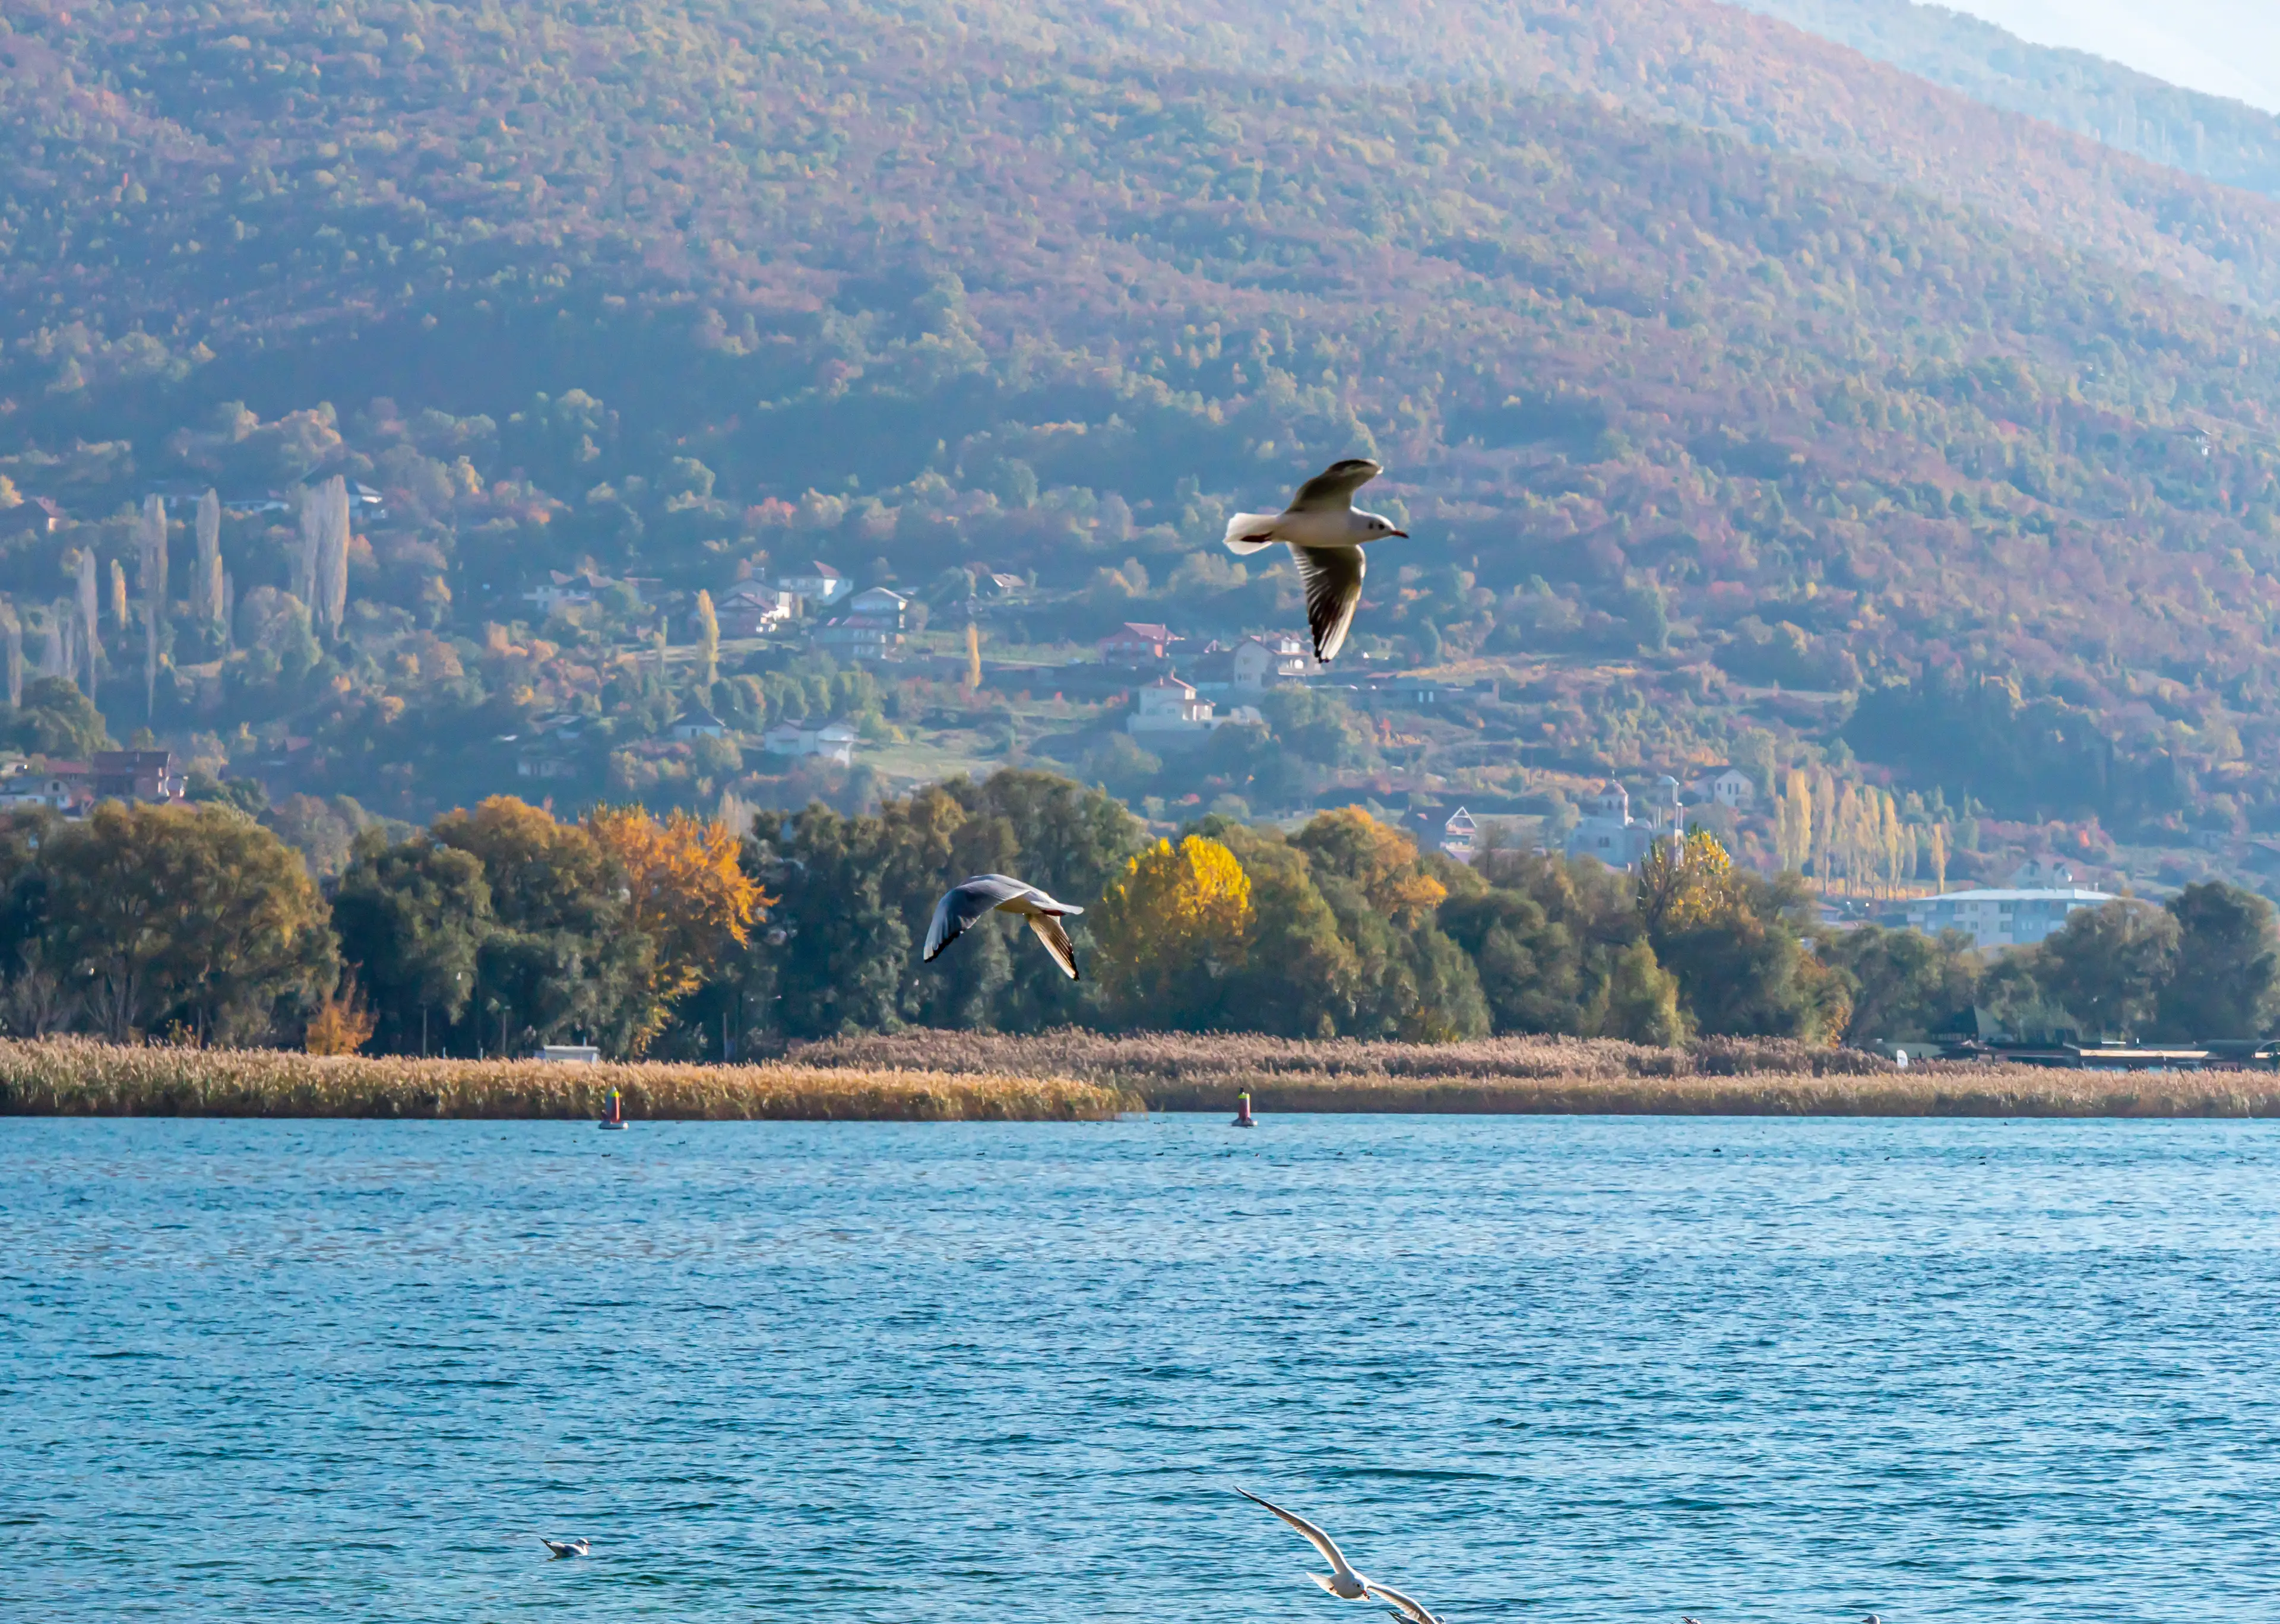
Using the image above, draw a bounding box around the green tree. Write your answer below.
[1597,939,1684,1046]
[40,803,337,1043]
[5,676,109,758]
[1648,866,1850,1041]
[429,797,654,1055]
[749,800,925,1039]
[2154,882,2280,1040]
[1261,687,1376,771]
[332,831,493,1055]
[1215,823,1362,1038]
[2038,898,2180,1040]
[1825,925,1981,1041]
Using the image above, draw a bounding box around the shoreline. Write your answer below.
[1,1033,2275,1120]
[0,1039,1133,1122]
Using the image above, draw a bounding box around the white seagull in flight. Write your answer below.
[923,873,1084,980]
[1238,1488,1446,1623]
[1221,458,1408,663]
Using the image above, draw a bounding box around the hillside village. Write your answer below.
[0,463,2257,960]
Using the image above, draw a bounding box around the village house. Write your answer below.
[2006,855,2078,888]
[0,761,88,813]
[669,704,729,741]
[762,720,858,764]
[1126,672,1215,740]
[1692,765,1755,811]
[508,714,587,780]
[1232,634,1308,692]
[93,749,186,803]
[1100,622,1183,664]
[776,561,850,611]
[812,587,908,661]
[524,569,619,616]
[710,582,794,637]
[1442,807,1478,863]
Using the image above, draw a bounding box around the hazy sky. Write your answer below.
[1937,2,2280,112]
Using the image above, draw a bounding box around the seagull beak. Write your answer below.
[1389,530,1408,538]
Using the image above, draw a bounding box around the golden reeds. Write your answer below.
[0,1037,1133,1122]
[785,1029,2280,1118]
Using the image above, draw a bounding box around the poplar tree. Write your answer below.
[195,489,224,638]
[1,602,20,710]
[75,551,100,694]
[694,588,720,690]
[140,493,168,713]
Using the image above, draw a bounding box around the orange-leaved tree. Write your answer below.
[1290,807,1447,925]
[1090,834,1252,1028]
[586,805,766,1050]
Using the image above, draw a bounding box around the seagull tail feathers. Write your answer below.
[1223,512,1280,555]
[1308,1573,1341,1596]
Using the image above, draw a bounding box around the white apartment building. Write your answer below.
[1904,887,2113,950]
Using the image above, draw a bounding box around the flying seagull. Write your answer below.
[923,874,1084,980]
[1221,458,1408,663]
[539,1537,590,1559]
[1237,1489,1444,1623]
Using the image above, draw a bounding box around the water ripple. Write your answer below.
[5,1115,2279,1622]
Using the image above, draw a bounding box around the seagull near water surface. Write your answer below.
[538,1536,590,1559]
[1237,1488,1446,1624]
[923,874,1085,980]
[1222,458,1408,664]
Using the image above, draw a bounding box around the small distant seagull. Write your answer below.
[539,1537,590,1559]
[1222,458,1408,663]
[1237,1489,1445,1622]
[923,874,1084,980]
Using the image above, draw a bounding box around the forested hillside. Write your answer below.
[1731,0,2280,200]
[4,0,2280,878]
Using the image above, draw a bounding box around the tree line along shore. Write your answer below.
[0,766,2273,1071]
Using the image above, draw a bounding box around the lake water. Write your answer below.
[5,1115,2279,1623]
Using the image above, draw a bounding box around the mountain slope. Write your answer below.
[1729,0,2280,199]
[1,0,2278,837]
[925,0,2280,310]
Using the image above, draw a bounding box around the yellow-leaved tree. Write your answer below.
[1091,834,1253,1027]
[1635,827,1736,938]
[586,805,765,1052]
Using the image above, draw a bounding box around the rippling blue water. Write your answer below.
[7,1115,2280,1622]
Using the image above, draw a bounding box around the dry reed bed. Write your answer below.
[787,1029,2280,1118]
[0,1039,1132,1122]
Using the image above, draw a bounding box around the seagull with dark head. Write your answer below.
[923,874,1084,980]
[1221,458,1408,663]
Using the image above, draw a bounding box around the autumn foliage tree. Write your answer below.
[1090,835,1253,1028]
[585,804,764,1051]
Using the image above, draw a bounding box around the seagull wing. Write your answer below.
[1364,1580,1441,1624]
[923,874,1033,963]
[1026,912,1081,980]
[1288,458,1384,512]
[1238,1489,1358,1581]
[1290,544,1366,663]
